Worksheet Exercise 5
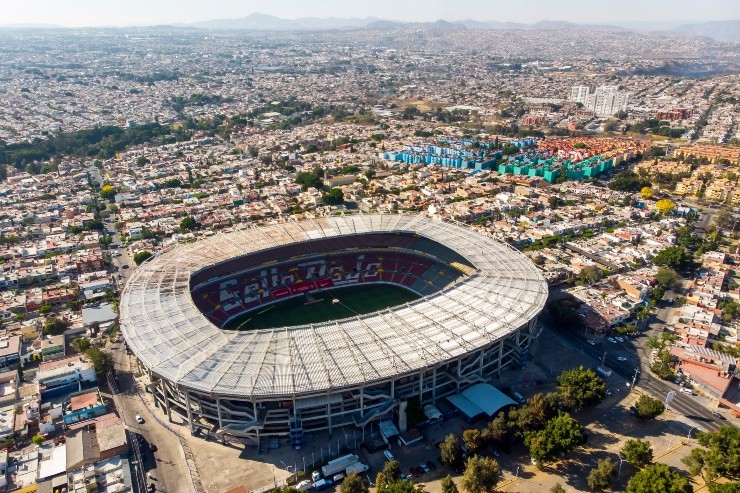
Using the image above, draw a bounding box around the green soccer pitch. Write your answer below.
[222,284,421,331]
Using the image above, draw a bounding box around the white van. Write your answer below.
[680,387,693,395]
[513,392,526,404]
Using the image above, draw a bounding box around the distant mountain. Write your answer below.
[530,20,624,31]
[186,12,379,30]
[671,20,740,42]
[180,13,737,42]
[456,19,528,30]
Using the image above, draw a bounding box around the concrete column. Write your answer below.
[497,341,504,378]
[161,379,172,422]
[216,398,223,429]
[327,392,332,434]
[184,391,194,434]
[432,369,437,404]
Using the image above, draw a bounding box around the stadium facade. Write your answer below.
[119,213,548,445]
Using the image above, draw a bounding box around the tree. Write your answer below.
[526,393,558,429]
[384,481,418,493]
[32,435,45,446]
[100,184,117,200]
[550,484,567,493]
[641,187,654,199]
[463,429,483,456]
[548,196,561,209]
[587,458,616,491]
[635,302,654,329]
[85,346,113,375]
[39,304,52,314]
[461,455,500,493]
[440,434,463,468]
[375,472,388,490]
[339,472,368,493]
[577,265,604,286]
[682,427,740,483]
[714,209,740,233]
[295,171,324,190]
[656,198,677,215]
[608,171,650,192]
[179,216,199,232]
[71,338,91,354]
[382,460,401,483]
[655,267,681,290]
[525,413,586,464]
[322,188,344,205]
[133,250,153,265]
[556,366,607,409]
[43,317,69,336]
[622,439,654,469]
[626,464,692,493]
[654,246,693,271]
[707,484,740,493]
[441,475,459,493]
[635,395,666,420]
[485,415,511,444]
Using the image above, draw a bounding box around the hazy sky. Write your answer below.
[2,0,738,27]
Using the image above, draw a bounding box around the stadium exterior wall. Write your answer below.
[138,318,536,444]
[119,213,547,446]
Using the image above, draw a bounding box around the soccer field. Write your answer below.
[223,284,421,331]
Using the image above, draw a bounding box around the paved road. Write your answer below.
[109,339,193,493]
[546,320,729,433]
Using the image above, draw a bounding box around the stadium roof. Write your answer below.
[120,213,548,398]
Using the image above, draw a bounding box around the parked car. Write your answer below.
[607,337,617,343]
[383,450,395,461]
[409,467,419,478]
[147,484,156,493]
[135,414,144,424]
[419,463,430,474]
[426,460,436,470]
[617,356,627,362]
[588,340,596,346]
[712,412,726,420]
[605,389,612,396]
[615,336,625,343]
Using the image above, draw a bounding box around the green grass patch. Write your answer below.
[223,284,420,331]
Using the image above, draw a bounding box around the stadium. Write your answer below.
[119,213,548,445]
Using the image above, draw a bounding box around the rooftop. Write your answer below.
[120,213,547,397]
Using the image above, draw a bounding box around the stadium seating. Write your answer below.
[191,233,474,328]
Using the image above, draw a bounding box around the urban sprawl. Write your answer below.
[0,25,738,493]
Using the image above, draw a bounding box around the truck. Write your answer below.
[345,463,369,475]
[321,454,359,478]
[314,479,333,492]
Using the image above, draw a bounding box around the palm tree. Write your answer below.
[635,302,654,329]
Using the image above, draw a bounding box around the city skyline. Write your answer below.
[1,0,738,28]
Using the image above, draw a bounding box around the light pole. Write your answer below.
[630,368,640,391]
[687,426,703,439]
[615,454,629,475]
[515,466,519,478]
